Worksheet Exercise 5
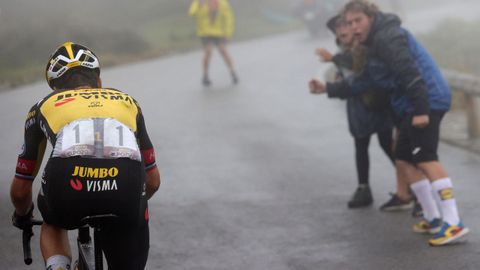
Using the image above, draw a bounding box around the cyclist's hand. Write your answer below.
[412,115,429,128]
[315,48,332,62]
[12,204,34,230]
[309,79,326,94]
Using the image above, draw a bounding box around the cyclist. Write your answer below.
[10,42,160,270]
[189,0,239,86]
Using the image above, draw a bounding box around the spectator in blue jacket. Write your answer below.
[311,0,468,246]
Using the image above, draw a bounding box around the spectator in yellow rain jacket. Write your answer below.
[189,0,239,86]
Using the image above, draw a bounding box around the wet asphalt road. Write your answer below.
[2,3,480,269]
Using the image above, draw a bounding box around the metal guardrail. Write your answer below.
[443,69,480,139]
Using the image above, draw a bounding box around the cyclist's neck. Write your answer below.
[74,85,94,90]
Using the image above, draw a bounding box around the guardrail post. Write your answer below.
[465,93,480,139]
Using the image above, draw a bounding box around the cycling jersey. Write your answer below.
[15,88,157,181]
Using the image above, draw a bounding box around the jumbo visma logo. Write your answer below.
[72,166,119,178]
[70,179,83,191]
[70,166,119,192]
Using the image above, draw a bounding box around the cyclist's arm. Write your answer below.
[10,178,33,216]
[136,109,160,199]
[11,105,47,215]
[146,168,160,200]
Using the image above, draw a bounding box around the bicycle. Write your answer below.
[22,214,118,270]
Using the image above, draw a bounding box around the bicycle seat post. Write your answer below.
[78,226,91,244]
[93,228,103,270]
[79,214,118,270]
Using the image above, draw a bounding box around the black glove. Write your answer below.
[12,204,34,230]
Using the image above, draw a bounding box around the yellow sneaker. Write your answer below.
[413,218,442,234]
[429,222,469,246]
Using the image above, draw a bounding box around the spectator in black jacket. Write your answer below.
[331,0,467,246]
[312,15,397,209]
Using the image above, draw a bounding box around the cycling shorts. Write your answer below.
[38,157,148,229]
[38,156,150,269]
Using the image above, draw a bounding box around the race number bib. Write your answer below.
[53,118,141,161]
[103,118,141,160]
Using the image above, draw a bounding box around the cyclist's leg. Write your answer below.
[38,160,72,270]
[100,221,149,270]
[40,223,71,270]
[99,159,149,269]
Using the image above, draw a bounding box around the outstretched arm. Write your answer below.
[11,105,46,216]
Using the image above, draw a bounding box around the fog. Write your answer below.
[0,0,479,86]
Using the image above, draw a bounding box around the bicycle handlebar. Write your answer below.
[21,219,43,265]
[22,227,33,265]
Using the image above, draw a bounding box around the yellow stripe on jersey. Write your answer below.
[40,89,139,134]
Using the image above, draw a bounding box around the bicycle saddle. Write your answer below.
[80,214,119,228]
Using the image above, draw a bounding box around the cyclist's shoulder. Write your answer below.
[100,87,135,98]
[25,91,54,117]
[102,87,143,107]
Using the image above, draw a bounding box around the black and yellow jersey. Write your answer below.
[15,88,157,181]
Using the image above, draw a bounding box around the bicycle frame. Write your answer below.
[77,226,103,270]
[22,215,114,270]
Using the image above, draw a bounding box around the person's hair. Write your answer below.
[335,16,348,30]
[51,68,100,90]
[343,0,380,18]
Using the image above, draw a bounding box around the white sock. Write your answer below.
[46,255,71,270]
[431,178,460,225]
[410,179,441,222]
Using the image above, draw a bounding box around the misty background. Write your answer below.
[1,1,480,269]
[1,0,478,89]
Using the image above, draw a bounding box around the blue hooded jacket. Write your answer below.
[329,13,451,118]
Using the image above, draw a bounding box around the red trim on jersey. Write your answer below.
[141,148,156,165]
[16,158,36,175]
[144,208,149,221]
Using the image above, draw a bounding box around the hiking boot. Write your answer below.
[348,185,373,208]
[379,193,413,211]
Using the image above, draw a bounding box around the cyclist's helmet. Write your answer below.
[45,42,100,89]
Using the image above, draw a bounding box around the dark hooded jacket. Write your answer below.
[327,13,451,117]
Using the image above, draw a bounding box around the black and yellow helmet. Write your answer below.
[45,42,100,89]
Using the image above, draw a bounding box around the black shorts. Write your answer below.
[395,110,446,163]
[201,36,226,46]
[38,157,149,269]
